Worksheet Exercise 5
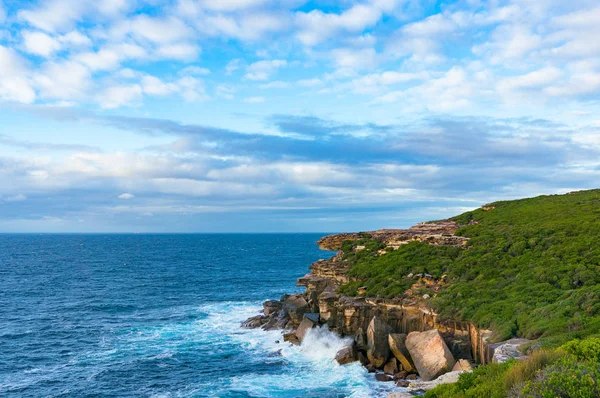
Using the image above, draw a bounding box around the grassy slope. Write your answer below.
[338,189,600,346]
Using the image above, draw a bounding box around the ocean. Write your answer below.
[0,234,397,397]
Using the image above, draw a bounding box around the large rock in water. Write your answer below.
[367,316,392,368]
[335,344,357,365]
[406,330,456,381]
[296,313,319,341]
[388,333,415,372]
[283,294,309,326]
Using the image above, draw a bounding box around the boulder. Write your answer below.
[388,333,416,372]
[406,374,418,380]
[491,338,530,363]
[357,350,370,366]
[283,294,309,326]
[367,316,392,368]
[452,359,473,372]
[393,370,408,381]
[407,370,463,392]
[355,327,368,351]
[296,313,319,341]
[283,332,300,345]
[375,373,393,382]
[261,317,278,330]
[384,358,399,375]
[406,330,456,381]
[241,315,264,328]
[263,300,282,316]
[335,344,357,365]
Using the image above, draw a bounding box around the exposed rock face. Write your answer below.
[283,294,310,326]
[242,220,502,382]
[316,221,469,251]
[335,344,357,365]
[367,316,393,367]
[387,393,414,398]
[406,330,456,381]
[407,370,464,391]
[296,313,319,341]
[491,338,530,363]
[452,359,473,372]
[389,333,415,372]
[383,358,399,375]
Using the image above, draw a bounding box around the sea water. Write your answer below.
[0,234,397,397]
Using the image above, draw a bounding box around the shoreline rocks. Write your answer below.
[241,223,512,387]
[406,330,456,381]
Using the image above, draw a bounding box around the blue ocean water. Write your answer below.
[0,234,396,397]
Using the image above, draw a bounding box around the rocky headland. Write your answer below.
[242,220,529,394]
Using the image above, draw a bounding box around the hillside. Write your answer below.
[337,189,600,347]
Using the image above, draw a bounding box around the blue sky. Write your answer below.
[0,0,599,232]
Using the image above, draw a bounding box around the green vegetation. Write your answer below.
[339,189,600,345]
[424,338,600,398]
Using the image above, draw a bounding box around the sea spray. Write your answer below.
[299,325,353,361]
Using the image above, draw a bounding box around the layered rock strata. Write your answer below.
[242,221,519,383]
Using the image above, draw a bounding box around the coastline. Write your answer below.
[241,222,529,396]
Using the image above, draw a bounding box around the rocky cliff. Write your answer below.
[242,220,526,384]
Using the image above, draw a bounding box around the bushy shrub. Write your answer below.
[339,189,600,345]
[561,337,600,362]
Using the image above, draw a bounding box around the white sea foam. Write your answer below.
[195,301,400,398]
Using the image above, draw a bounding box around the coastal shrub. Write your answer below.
[503,349,564,392]
[517,356,600,398]
[339,189,600,346]
[424,361,515,398]
[561,337,600,362]
[422,338,600,397]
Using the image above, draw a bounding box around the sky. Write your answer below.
[0,0,599,232]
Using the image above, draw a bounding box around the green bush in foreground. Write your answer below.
[423,337,600,397]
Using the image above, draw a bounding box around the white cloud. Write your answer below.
[141,76,179,96]
[498,67,563,93]
[331,47,378,70]
[155,43,200,60]
[225,59,242,75]
[111,15,194,44]
[34,60,91,101]
[60,31,92,47]
[180,66,211,75]
[18,0,86,32]
[22,31,62,57]
[295,2,387,46]
[245,59,287,80]
[98,84,143,108]
[118,193,135,199]
[194,0,269,12]
[75,43,146,71]
[0,45,36,103]
[244,96,265,103]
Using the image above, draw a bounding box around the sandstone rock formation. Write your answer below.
[388,333,415,372]
[452,359,473,372]
[335,344,357,365]
[491,338,530,363]
[241,220,502,383]
[367,316,393,367]
[407,370,464,391]
[406,330,456,381]
[296,313,319,341]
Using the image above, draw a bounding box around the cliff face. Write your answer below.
[243,220,505,369]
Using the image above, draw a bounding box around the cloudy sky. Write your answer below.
[0,0,599,232]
